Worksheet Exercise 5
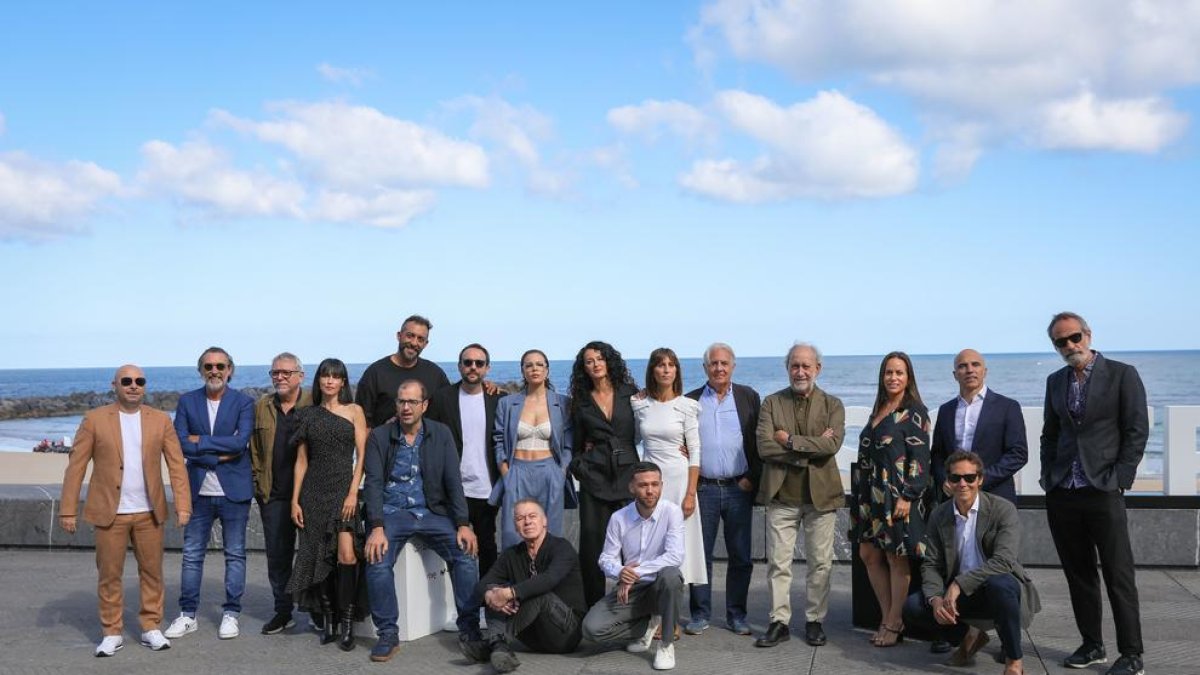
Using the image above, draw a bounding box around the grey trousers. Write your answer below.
[581,566,684,647]
[485,592,582,654]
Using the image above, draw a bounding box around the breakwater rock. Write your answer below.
[0,387,274,420]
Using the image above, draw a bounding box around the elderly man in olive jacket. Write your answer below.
[754,342,846,648]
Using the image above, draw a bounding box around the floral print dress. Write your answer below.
[850,404,932,557]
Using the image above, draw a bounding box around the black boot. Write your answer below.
[336,563,357,652]
[319,587,337,645]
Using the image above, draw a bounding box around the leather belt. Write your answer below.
[699,476,742,486]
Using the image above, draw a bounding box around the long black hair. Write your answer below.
[569,341,636,413]
[312,358,353,406]
[871,351,923,415]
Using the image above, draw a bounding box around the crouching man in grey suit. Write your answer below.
[903,450,1040,675]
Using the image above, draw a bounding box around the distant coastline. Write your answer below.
[0,387,275,421]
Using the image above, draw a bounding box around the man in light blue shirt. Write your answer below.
[582,461,685,671]
[684,342,761,636]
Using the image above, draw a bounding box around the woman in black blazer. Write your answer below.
[568,341,639,605]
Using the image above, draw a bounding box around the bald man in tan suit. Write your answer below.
[60,364,192,657]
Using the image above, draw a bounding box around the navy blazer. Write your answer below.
[362,418,470,529]
[426,381,506,486]
[1040,353,1148,492]
[685,382,763,494]
[931,389,1028,502]
[174,387,256,503]
[490,389,575,507]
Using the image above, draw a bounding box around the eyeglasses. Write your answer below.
[269,369,300,379]
[461,359,487,368]
[202,363,229,372]
[1052,332,1084,349]
[395,399,424,409]
[948,472,980,484]
[119,377,147,387]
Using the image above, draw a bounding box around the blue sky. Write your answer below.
[2,1,1198,369]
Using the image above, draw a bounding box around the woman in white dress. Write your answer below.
[631,347,706,586]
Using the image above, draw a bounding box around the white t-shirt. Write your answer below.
[198,398,226,497]
[116,410,151,514]
[458,389,492,500]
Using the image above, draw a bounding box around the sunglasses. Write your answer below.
[202,362,229,372]
[948,472,980,484]
[119,377,147,387]
[1052,332,1084,349]
[461,359,487,368]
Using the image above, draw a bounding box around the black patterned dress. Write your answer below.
[850,404,932,557]
[285,406,367,615]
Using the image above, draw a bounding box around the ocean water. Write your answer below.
[2,351,1197,479]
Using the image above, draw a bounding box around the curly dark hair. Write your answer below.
[569,341,636,413]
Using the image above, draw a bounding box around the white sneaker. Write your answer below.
[95,635,124,657]
[140,629,171,651]
[163,615,197,638]
[627,615,661,653]
[653,642,676,670]
[218,613,239,639]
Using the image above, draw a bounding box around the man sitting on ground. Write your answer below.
[461,498,585,672]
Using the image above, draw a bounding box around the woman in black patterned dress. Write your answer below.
[850,351,931,647]
[287,358,368,650]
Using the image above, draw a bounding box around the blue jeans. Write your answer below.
[366,510,481,639]
[179,495,250,615]
[902,574,1025,660]
[689,481,754,624]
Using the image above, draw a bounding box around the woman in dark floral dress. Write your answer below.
[287,358,368,651]
[851,351,931,647]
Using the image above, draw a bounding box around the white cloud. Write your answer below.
[590,144,639,188]
[136,138,443,229]
[444,95,574,196]
[694,0,1199,157]
[213,101,490,189]
[1037,92,1187,152]
[607,100,715,142]
[309,188,436,228]
[680,90,918,201]
[0,152,121,240]
[136,140,306,219]
[316,62,372,86]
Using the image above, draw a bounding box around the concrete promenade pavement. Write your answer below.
[4,549,1199,675]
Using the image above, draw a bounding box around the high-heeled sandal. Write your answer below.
[874,622,904,647]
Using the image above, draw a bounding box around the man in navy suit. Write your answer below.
[164,347,256,641]
[931,349,1028,504]
[928,349,1028,654]
[1041,312,1147,675]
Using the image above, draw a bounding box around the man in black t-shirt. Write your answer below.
[460,499,585,672]
[355,315,450,427]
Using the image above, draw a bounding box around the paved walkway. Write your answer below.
[3,549,1197,675]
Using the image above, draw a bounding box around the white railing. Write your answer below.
[840,405,1200,496]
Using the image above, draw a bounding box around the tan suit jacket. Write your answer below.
[60,403,192,527]
[756,385,846,512]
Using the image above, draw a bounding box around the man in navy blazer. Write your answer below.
[164,347,256,642]
[683,342,761,637]
[1040,312,1147,675]
[362,379,483,663]
[931,349,1028,504]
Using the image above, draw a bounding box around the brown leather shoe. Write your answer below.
[946,627,990,667]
